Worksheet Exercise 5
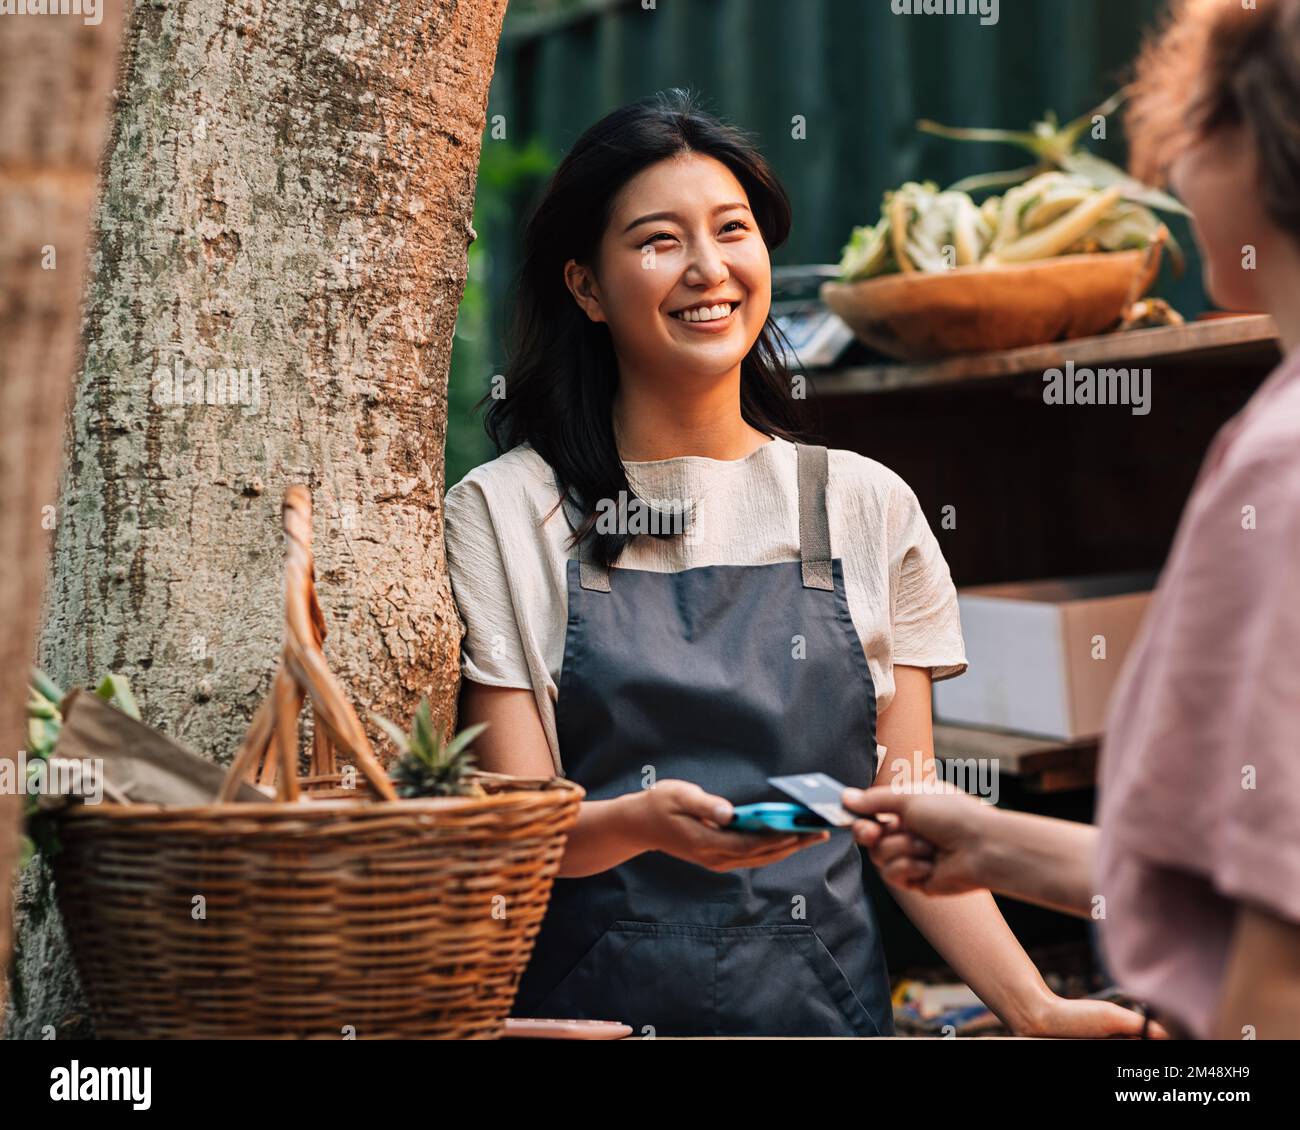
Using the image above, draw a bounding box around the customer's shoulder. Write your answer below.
[1204,375,1300,514]
[1238,374,1300,474]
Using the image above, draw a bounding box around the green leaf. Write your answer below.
[837,218,894,281]
[917,119,1045,155]
[30,817,62,861]
[110,673,141,720]
[1058,151,1190,216]
[443,721,489,762]
[26,695,56,720]
[920,91,1189,221]
[369,712,411,756]
[436,724,453,767]
[95,673,142,719]
[30,668,63,704]
[946,165,1046,197]
[27,716,52,754]
[411,698,437,761]
[1056,89,1128,154]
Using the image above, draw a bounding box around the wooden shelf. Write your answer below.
[933,723,1099,794]
[812,314,1280,397]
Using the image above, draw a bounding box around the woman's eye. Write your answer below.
[643,221,747,247]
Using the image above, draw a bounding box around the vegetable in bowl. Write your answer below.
[839,172,1177,282]
[838,91,1186,282]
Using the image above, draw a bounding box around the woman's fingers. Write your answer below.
[721,846,815,870]
[711,831,830,870]
[722,830,801,852]
[671,781,736,826]
[729,831,826,858]
[1029,998,1167,1040]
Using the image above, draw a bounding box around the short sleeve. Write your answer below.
[1171,448,1300,923]
[1098,425,1300,929]
[443,477,532,689]
[889,478,968,681]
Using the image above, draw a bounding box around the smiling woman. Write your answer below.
[441,88,1145,1039]
[480,90,802,570]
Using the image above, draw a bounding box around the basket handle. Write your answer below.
[219,487,397,803]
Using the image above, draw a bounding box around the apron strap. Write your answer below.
[555,441,834,593]
[797,443,834,591]
[579,558,612,592]
[554,471,613,593]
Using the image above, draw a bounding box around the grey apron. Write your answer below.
[511,442,895,1036]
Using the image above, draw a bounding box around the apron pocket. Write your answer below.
[715,924,883,1037]
[532,920,884,1037]
[530,920,717,1037]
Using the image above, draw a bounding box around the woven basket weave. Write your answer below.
[52,486,583,1039]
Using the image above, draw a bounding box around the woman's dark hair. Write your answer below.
[477,87,816,568]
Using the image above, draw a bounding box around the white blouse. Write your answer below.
[444,435,968,775]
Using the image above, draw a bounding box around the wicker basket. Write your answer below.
[51,486,583,1039]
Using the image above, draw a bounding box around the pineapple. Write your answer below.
[373,697,488,798]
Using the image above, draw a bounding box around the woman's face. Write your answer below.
[1169,124,1268,312]
[565,152,771,385]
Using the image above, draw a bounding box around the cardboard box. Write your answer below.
[933,571,1157,741]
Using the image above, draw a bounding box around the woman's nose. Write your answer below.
[683,240,728,285]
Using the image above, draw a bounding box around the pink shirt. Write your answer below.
[1096,344,1300,1039]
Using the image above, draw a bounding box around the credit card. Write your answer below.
[767,772,860,828]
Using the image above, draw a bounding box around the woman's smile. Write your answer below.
[667,298,742,333]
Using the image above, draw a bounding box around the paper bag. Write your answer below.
[50,688,273,806]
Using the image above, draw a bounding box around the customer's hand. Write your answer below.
[632,779,829,871]
[842,784,995,896]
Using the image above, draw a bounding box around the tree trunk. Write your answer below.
[8,0,505,1038]
[0,8,127,1027]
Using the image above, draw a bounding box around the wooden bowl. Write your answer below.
[820,240,1165,362]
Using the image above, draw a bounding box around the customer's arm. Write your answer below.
[1212,904,1300,1039]
[863,667,1144,1037]
[970,808,1100,918]
[848,782,1100,919]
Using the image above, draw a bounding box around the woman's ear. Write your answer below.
[563,259,606,323]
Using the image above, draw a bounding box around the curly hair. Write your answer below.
[1126,0,1300,240]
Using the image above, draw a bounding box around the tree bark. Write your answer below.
[0,5,128,1028]
[8,0,504,1037]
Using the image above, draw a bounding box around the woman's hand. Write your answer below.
[844,784,994,896]
[1015,993,1170,1040]
[629,779,829,871]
